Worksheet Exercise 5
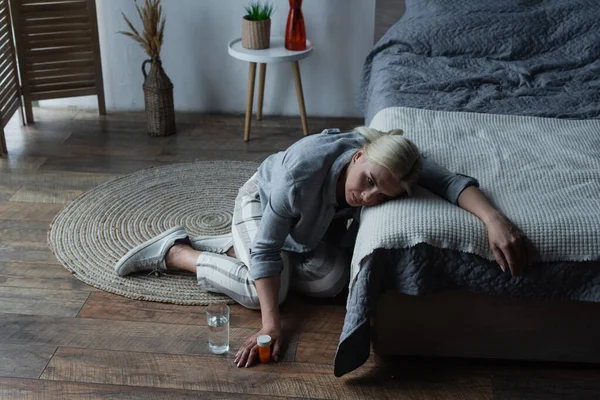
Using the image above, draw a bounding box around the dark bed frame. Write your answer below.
[371,0,600,363]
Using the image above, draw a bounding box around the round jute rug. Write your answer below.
[48,160,260,305]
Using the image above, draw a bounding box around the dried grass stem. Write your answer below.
[119,0,166,59]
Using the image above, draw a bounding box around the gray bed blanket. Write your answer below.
[335,247,600,377]
[354,106,600,278]
[358,0,600,125]
[335,0,600,377]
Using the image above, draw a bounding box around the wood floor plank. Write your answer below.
[5,107,79,124]
[0,243,59,264]
[158,117,362,160]
[9,188,86,204]
[3,125,75,157]
[56,143,166,160]
[4,142,76,159]
[78,291,262,329]
[0,344,56,378]
[294,332,375,366]
[39,155,169,174]
[282,299,346,334]
[163,129,299,153]
[0,170,119,188]
[78,292,343,333]
[0,377,300,400]
[40,347,492,399]
[0,157,48,199]
[72,110,361,131]
[4,125,74,140]
[0,262,94,291]
[295,332,339,365]
[73,110,148,123]
[3,124,73,137]
[455,358,600,384]
[0,190,13,202]
[66,123,192,140]
[0,287,90,317]
[2,171,119,204]
[59,127,185,160]
[68,119,195,138]
[156,149,275,163]
[0,156,47,172]
[75,292,300,362]
[493,375,600,399]
[0,220,52,244]
[0,314,267,357]
[0,202,65,222]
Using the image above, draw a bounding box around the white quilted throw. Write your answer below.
[351,107,600,285]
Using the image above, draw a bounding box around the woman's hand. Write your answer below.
[456,186,535,277]
[234,324,281,368]
[485,213,533,276]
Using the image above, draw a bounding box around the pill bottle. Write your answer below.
[257,334,272,364]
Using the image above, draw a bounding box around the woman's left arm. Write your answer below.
[457,185,531,276]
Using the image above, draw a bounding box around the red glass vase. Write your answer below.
[285,0,306,51]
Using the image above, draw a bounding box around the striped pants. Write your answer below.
[196,173,350,310]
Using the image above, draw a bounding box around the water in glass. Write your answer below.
[206,304,230,354]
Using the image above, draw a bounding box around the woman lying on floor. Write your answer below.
[114,127,531,368]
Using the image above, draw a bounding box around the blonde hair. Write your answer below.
[355,126,421,195]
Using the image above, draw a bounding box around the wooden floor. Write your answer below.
[1,108,600,399]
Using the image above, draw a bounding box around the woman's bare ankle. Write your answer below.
[166,243,199,273]
[165,243,185,269]
[226,246,236,259]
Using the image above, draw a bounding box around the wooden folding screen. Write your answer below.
[0,0,21,156]
[10,0,105,124]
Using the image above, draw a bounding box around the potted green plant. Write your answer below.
[119,0,176,137]
[242,1,274,49]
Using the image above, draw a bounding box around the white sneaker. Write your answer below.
[114,226,189,276]
[189,233,234,254]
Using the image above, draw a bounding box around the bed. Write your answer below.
[334,0,600,377]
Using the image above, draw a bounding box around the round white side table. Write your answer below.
[228,37,313,141]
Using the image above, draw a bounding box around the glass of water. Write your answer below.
[206,304,230,354]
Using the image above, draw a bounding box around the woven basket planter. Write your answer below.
[142,58,176,137]
[242,17,271,49]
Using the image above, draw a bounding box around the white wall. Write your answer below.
[41,0,375,118]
